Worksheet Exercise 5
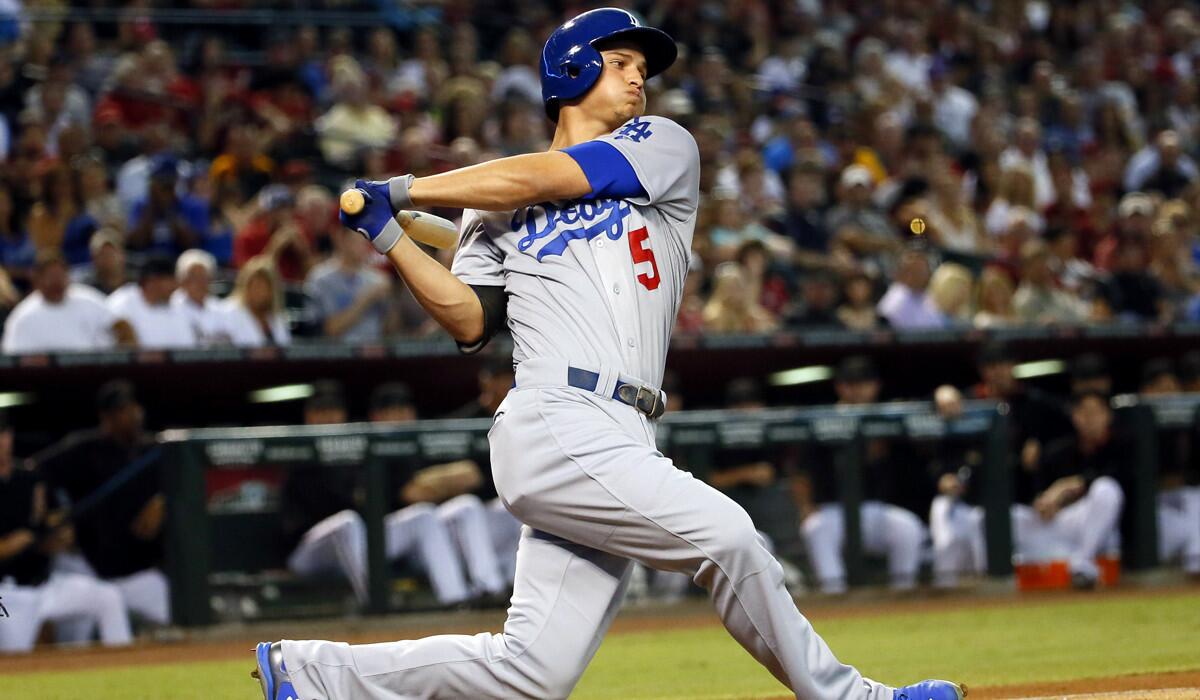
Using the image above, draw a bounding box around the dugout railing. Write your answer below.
[158,396,1195,627]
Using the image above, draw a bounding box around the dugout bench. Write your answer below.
[159,396,1195,627]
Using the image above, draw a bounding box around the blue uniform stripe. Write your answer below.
[562,140,648,200]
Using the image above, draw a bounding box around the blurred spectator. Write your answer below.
[924,166,989,256]
[876,247,942,329]
[107,255,195,349]
[973,267,1018,328]
[293,185,338,257]
[825,165,897,265]
[74,228,129,296]
[999,118,1054,210]
[1124,130,1199,198]
[1095,192,1155,271]
[208,122,274,209]
[1102,237,1166,323]
[2,251,133,354]
[702,262,777,334]
[27,164,79,254]
[170,249,230,346]
[221,255,290,347]
[0,414,133,653]
[787,269,839,328]
[928,263,974,327]
[736,240,790,318]
[984,167,1040,238]
[233,185,314,283]
[61,155,124,266]
[779,163,831,268]
[35,381,172,626]
[316,58,396,170]
[127,156,207,258]
[305,227,395,343]
[835,271,881,330]
[707,193,782,262]
[1013,240,1089,325]
[0,180,33,289]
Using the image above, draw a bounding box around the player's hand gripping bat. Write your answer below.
[339,188,458,249]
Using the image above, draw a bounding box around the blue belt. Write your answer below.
[565,366,666,419]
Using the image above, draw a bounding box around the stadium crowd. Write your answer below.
[2,0,1200,652]
[0,1,1200,351]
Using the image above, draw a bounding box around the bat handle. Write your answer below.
[340,188,371,215]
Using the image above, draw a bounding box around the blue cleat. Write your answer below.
[894,679,967,700]
[252,641,301,700]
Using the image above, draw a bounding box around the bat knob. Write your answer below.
[340,188,369,215]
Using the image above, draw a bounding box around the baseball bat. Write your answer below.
[339,188,459,250]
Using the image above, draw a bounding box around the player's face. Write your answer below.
[1072,396,1111,443]
[582,44,648,125]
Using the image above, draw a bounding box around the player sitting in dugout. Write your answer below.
[794,356,930,595]
[1137,358,1200,578]
[282,380,501,608]
[933,390,1126,589]
[0,411,133,652]
[33,380,172,631]
[367,381,516,599]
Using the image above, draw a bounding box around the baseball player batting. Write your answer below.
[254,9,964,700]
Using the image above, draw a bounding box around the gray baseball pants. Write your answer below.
[282,359,892,699]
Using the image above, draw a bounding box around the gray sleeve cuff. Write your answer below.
[372,218,405,254]
[388,174,415,211]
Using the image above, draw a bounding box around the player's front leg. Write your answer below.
[254,528,630,700]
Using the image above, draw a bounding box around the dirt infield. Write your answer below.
[976,672,1200,699]
[2,585,1196,699]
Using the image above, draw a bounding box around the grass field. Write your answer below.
[6,590,1199,699]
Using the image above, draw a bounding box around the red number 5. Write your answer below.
[627,226,660,291]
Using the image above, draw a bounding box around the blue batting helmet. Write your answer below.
[540,8,677,121]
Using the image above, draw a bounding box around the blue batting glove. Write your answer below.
[358,175,415,214]
[340,179,405,254]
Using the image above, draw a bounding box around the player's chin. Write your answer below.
[616,102,645,121]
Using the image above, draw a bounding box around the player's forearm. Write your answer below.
[385,236,485,344]
[409,151,591,211]
[0,529,34,560]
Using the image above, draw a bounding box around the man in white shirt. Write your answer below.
[2,252,133,354]
[170,249,231,346]
[107,256,197,349]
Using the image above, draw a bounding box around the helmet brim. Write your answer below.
[592,26,678,80]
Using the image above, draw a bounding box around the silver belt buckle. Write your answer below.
[634,385,663,419]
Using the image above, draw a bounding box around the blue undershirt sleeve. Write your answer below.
[561,140,648,200]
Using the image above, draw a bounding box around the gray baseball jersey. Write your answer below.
[450,115,699,387]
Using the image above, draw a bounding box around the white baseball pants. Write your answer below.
[802,502,926,594]
[282,360,893,699]
[0,573,132,652]
[288,506,477,606]
[930,475,1124,583]
[1158,487,1200,574]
